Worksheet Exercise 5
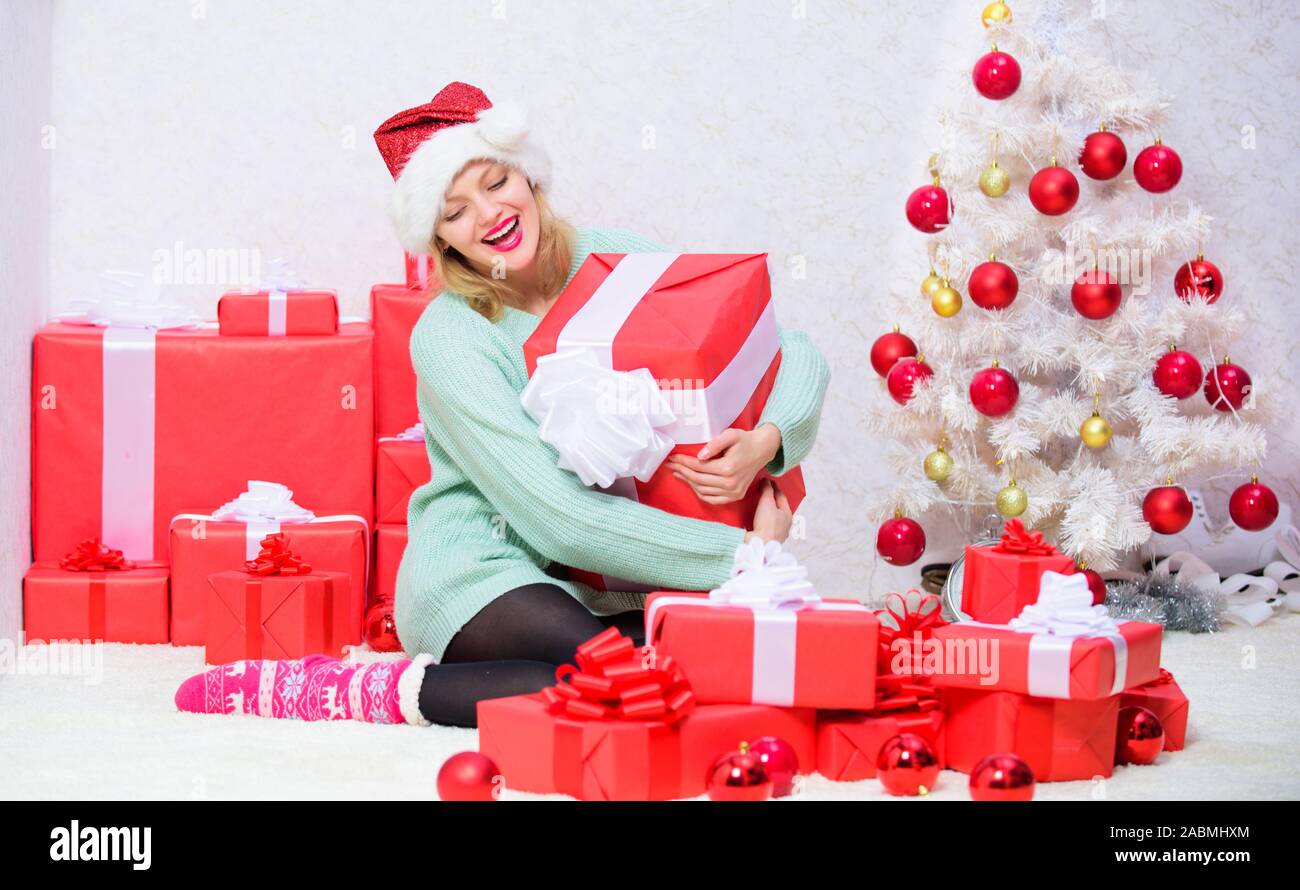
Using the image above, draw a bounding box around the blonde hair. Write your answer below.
[428,179,576,322]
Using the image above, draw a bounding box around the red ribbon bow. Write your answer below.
[994,518,1058,556]
[59,538,136,572]
[541,626,696,724]
[868,675,941,716]
[874,590,947,676]
[243,532,313,575]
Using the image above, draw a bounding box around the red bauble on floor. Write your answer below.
[706,742,773,801]
[437,751,501,801]
[747,735,800,798]
[1070,268,1123,319]
[1174,255,1224,303]
[967,258,1019,309]
[969,364,1019,417]
[972,48,1022,100]
[1133,139,1183,192]
[1204,359,1252,412]
[363,600,402,652]
[1115,707,1164,765]
[870,329,918,378]
[1079,128,1127,180]
[905,184,952,233]
[1028,163,1079,215]
[886,356,934,405]
[876,733,941,796]
[1142,485,1194,534]
[969,753,1036,801]
[877,516,926,566]
[1153,348,1204,399]
[1229,476,1279,531]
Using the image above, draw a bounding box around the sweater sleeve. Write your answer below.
[412,325,746,591]
[758,325,832,476]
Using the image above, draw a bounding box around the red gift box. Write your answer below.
[23,561,169,644]
[205,569,351,665]
[1121,668,1188,751]
[32,321,374,563]
[371,284,434,437]
[522,253,805,591]
[375,434,430,525]
[943,687,1119,782]
[218,289,339,336]
[816,679,945,782]
[645,590,878,709]
[924,619,1162,700]
[372,523,407,604]
[168,511,368,646]
[960,520,1076,623]
[403,253,438,291]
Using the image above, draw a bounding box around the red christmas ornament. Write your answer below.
[967,258,1019,310]
[1028,162,1079,215]
[436,751,501,801]
[969,753,1036,801]
[1133,138,1183,193]
[1229,475,1279,531]
[1070,267,1123,319]
[747,736,800,798]
[870,328,918,378]
[1153,347,1204,400]
[876,733,941,796]
[971,47,1021,99]
[886,356,934,405]
[363,600,402,652]
[1174,254,1224,304]
[969,362,1019,417]
[1078,128,1127,180]
[905,184,952,234]
[706,741,773,801]
[1080,567,1107,606]
[1142,484,1194,535]
[1115,706,1164,765]
[1203,358,1252,412]
[877,515,926,567]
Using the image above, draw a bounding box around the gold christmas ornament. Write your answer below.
[924,447,954,482]
[931,279,962,317]
[982,1,1013,26]
[996,480,1028,517]
[979,162,1011,197]
[921,268,945,299]
[1080,393,1112,449]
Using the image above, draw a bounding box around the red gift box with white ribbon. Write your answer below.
[521,253,805,592]
[375,425,431,525]
[218,289,339,336]
[960,519,1076,624]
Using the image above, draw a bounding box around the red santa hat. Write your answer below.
[374,81,553,256]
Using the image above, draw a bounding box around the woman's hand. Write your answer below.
[744,480,793,544]
[665,424,782,505]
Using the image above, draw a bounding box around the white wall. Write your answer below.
[1,0,52,647]
[32,0,1300,602]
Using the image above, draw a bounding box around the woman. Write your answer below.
[175,82,830,728]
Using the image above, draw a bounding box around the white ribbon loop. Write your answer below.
[210,480,316,524]
[380,422,425,443]
[520,346,677,488]
[56,270,205,330]
[709,537,821,610]
[1009,570,1119,638]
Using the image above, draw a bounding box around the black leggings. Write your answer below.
[415,583,646,728]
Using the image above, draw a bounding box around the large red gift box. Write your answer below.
[943,687,1119,781]
[522,253,805,590]
[32,322,374,563]
[478,693,816,800]
[816,679,944,782]
[960,520,1076,623]
[371,284,434,437]
[375,434,430,525]
[218,289,339,336]
[205,569,352,665]
[1121,668,1188,751]
[169,513,368,646]
[23,562,169,644]
[645,590,878,709]
[373,523,407,604]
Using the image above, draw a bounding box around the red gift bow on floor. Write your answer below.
[243,532,313,575]
[994,518,1058,556]
[868,675,941,716]
[59,538,136,572]
[874,590,946,675]
[541,626,696,723]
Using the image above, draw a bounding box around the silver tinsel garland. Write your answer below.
[1104,573,1224,633]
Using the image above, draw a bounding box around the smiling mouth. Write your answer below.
[481,215,519,244]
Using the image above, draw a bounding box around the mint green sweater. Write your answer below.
[395,226,831,662]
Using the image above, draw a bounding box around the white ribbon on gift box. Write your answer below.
[965,570,1133,699]
[644,538,868,707]
[379,422,426,444]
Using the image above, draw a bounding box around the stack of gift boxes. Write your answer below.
[476,524,1190,800]
[23,257,437,664]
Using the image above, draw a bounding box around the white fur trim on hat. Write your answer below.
[389,100,553,256]
[396,653,436,726]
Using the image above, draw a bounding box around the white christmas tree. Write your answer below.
[866,0,1275,571]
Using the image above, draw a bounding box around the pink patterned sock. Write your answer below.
[175,653,435,726]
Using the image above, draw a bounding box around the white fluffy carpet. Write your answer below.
[2,614,1297,801]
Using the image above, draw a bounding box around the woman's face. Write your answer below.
[434,159,539,277]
